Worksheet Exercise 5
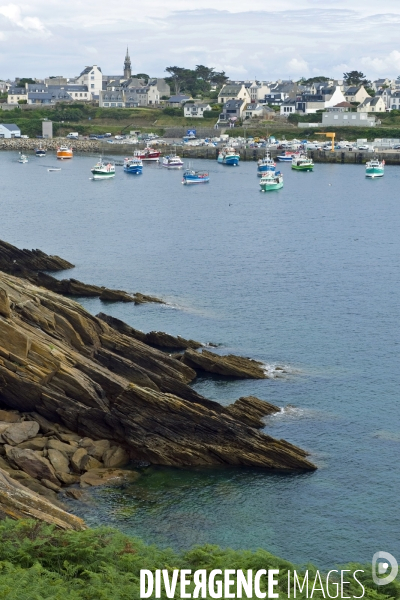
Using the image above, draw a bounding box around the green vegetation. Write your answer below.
[165,65,228,97]
[0,519,396,599]
[16,78,35,88]
[298,76,331,85]
[343,70,371,87]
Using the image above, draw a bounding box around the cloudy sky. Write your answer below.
[0,0,400,81]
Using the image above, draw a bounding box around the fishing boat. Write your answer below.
[56,145,73,159]
[133,146,160,161]
[257,152,276,176]
[182,168,209,184]
[91,157,115,180]
[217,146,240,166]
[124,157,143,174]
[18,153,28,163]
[259,171,283,192]
[48,168,61,172]
[35,143,46,157]
[276,151,300,162]
[162,155,184,169]
[365,159,384,178]
[291,153,314,171]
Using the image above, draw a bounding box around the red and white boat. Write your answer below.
[133,146,160,161]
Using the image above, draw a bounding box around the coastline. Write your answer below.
[2,138,400,164]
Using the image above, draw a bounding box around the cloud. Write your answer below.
[287,58,309,75]
[360,50,400,76]
[0,3,49,34]
[0,2,399,80]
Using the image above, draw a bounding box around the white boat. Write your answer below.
[91,157,115,180]
[18,153,28,163]
[162,155,184,169]
[48,168,61,172]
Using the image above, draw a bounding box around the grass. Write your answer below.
[0,519,396,599]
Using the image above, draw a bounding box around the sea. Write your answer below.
[2,150,400,568]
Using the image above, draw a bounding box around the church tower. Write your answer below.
[124,47,131,79]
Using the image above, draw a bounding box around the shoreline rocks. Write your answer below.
[182,348,268,379]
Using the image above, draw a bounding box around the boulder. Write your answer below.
[78,437,95,449]
[2,421,40,445]
[80,455,102,471]
[41,478,61,493]
[56,472,80,485]
[182,349,267,379]
[5,447,60,486]
[102,446,129,468]
[0,410,20,423]
[47,439,76,457]
[47,449,70,474]
[65,488,85,500]
[17,437,46,451]
[86,439,110,460]
[71,448,87,472]
[58,432,81,443]
[80,468,140,488]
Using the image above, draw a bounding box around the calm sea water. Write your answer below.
[2,150,400,567]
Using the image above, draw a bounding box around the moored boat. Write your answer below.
[182,168,209,184]
[259,171,283,191]
[57,145,73,159]
[365,159,384,178]
[133,146,160,161]
[162,155,184,169]
[277,151,299,162]
[18,153,28,163]
[124,157,143,174]
[91,157,115,180]
[257,152,276,176]
[291,153,314,171]
[217,146,240,166]
[35,143,46,157]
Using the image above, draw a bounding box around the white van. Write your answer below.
[66,132,79,139]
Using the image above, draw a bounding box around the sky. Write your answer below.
[0,0,400,81]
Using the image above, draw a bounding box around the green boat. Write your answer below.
[365,159,384,178]
[259,171,283,192]
[292,154,314,171]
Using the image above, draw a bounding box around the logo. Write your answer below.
[372,552,398,586]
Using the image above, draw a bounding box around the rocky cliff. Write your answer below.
[0,271,315,472]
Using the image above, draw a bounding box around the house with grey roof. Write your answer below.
[218,99,245,123]
[167,94,191,106]
[344,85,370,104]
[244,102,272,118]
[184,102,212,118]
[75,65,102,96]
[218,84,250,104]
[7,87,27,104]
[0,123,21,138]
[357,96,386,113]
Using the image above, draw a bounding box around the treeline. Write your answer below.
[165,65,228,97]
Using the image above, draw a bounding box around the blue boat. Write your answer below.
[182,168,210,184]
[217,146,240,166]
[124,157,143,174]
[257,151,276,176]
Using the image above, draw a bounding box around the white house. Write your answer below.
[184,103,212,118]
[7,87,27,104]
[248,81,271,102]
[75,65,103,96]
[244,102,270,118]
[0,123,21,138]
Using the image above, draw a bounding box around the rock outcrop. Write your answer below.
[222,396,280,428]
[0,272,315,472]
[182,348,267,379]
[0,239,163,305]
[98,312,203,349]
[0,467,85,530]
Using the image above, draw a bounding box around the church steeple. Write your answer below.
[124,46,131,79]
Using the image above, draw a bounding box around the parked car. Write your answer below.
[393,144,400,149]
[104,133,112,137]
[114,135,124,140]
[20,135,29,139]
[89,134,98,139]
[66,132,79,139]
[357,145,369,150]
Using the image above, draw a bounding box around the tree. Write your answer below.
[17,78,36,87]
[165,67,191,95]
[299,76,330,85]
[132,73,149,81]
[343,71,371,86]
[165,65,229,97]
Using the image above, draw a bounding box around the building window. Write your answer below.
[352,115,356,119]
[91,84,94,89]
[334,115,338,119]
[104,103,109,106]
[111,103,116,106]
[118,103,123,107]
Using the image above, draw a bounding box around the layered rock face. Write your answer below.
[0,272,315,471]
